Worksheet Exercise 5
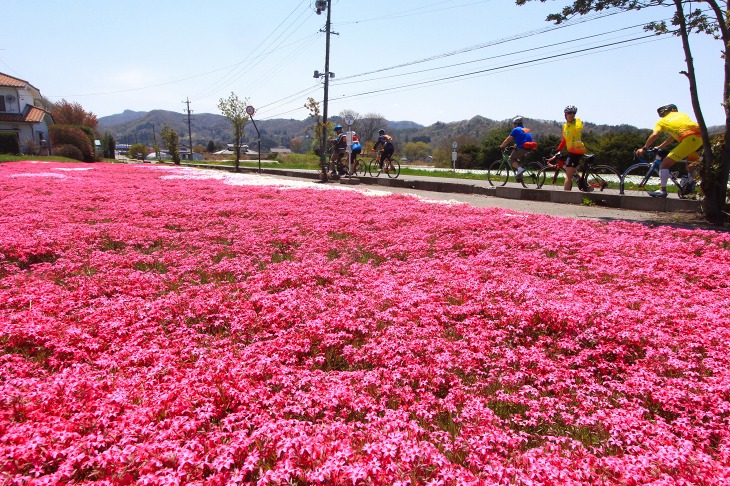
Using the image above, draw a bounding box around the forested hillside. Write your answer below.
[98,109,723,169]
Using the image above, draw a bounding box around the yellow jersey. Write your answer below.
[559,117,585,154]
[655,112,700,141]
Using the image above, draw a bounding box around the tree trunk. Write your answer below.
[673,0,726,224]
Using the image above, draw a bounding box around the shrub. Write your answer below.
[0,132,20,155]
[21,139,41,156]
[49,125,94,162]
[128,144,150,160]
[52,144,84,161]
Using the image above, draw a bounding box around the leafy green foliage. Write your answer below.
[218,92,249,170]
[128,144,149,160]
[160,124,180,165]
[102,132,116,159]
[0,132,20,155]
[402,141,432,162]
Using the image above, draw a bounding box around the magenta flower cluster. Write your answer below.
[1,162,729,485]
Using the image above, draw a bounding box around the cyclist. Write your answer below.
[499,116,533,182]
[549,105,586,191]
[328,124,347,177]
[372,129,395,173]
[348,131,362,175]
[636,104,702,198]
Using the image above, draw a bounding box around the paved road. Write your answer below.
[242,170,706,227]
[170,162,711,228]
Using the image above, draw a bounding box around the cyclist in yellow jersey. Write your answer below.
[548,105,586,191]
[636,104,702,198]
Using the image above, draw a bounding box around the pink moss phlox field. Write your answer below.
[1,161,729,485]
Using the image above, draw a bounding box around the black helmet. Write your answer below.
[378,129,385,135]
[564,105,577,114]
[512,116,523,126]
[657,104,678,117]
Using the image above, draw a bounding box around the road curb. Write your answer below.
[185,163,700,214]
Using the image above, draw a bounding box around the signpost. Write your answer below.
[452,141,458,171]
[246,105,261,173]
[344,115,354,177]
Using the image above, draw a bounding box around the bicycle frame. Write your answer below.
[620,149,697,197]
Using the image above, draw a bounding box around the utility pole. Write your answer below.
[314,0,334,182]
[184,98,193,162]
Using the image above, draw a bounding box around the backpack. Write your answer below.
[522,128,537,150]
[351,134,362,152]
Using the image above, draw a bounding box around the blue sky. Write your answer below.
[1,0,724,129]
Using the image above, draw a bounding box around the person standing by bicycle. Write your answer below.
[636,104,702,198]
[549,105,586,191]
[329,124,347,178]
[372,129,395,173]
[499,116,533,182]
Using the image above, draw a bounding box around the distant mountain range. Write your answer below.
[100,109,696,152]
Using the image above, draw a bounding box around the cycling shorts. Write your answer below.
[667,134,702,162]
[560,152,583,168]
[509,147,528,164]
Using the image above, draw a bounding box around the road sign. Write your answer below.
[452,141,458,149]
[246,105,255,116]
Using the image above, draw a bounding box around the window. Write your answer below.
[0,96,5,112]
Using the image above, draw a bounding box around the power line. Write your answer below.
[336,10,625,82]
[333,33,663,101]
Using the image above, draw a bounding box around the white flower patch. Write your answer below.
[10,172,66,178]
[156,166,464,205]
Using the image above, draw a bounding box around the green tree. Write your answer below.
[206,140,215,153]
[305,97,330,180]
[102,131,116,159]
[218,92,248,171]
[516,0,728,225]
[160,124,180,165]
[480,124,513,163]
[129,143,149,160]
[402,141,432,162]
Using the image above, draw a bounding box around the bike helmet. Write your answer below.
[334,124,343,131]
[378,129,385,135]
[564,105,577,114]
[512,116,523,126]
[657,104,678,117]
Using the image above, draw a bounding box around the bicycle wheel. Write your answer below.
[487,160,509,186]
[368,159,382,177]
[583,165,621,194]
[386,159,400,178]
[355,158,368,177]
[520,161,543,188]
[620,163,657,196]
[536,166,566,189]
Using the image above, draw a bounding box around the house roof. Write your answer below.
[0,72,37,90]
[0,105,51,124]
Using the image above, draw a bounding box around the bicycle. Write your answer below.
[619,148,698,198]
[487,146,542,188]
[537,153,621,194]
[367,149,400,178]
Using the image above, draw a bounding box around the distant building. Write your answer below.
[226,143,249,153]
[269,146,292,155]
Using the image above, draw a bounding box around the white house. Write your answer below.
[0,72,54,154]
